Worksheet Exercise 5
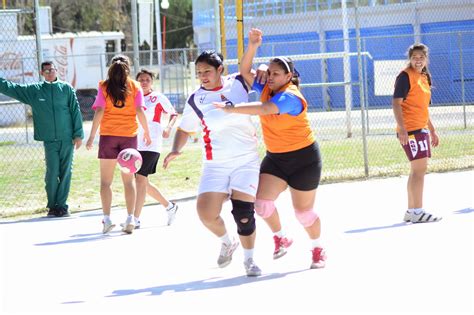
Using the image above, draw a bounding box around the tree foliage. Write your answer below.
[5,0,193,49]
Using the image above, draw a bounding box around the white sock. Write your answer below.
[165,202,173,210]
[311,238,322,249]
[243,248,254,262]
[274,230,286,238]
[407,208,415,214]
[103,215,111,222]
[134,216,140,222]
[414,208,424,215]
[220,233,232,246]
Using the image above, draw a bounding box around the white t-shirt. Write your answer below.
[179,73,258,163]
[137,91,177,153]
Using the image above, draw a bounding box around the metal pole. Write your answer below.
[189,61,197,91]
[219,0,227,58]
[458,32,466,129]
[149,3,154,67]
[99,53,104,81]
[131,0,140,74]
[342,0,353,138]
[236,0,244,64]
[214,0,221,52]
[219,0,227,74]
[154,0,164,92]
[34,0,43,80]
[363,38,369,134]
[21,59,29,144]
[355,0,369,177]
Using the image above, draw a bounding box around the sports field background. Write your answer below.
[1,105,472,217]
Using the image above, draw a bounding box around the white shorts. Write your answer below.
[198,154,260,197]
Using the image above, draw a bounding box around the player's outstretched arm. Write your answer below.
[163,128,189,169]
[240,28,263,88]
[86,108,104,150]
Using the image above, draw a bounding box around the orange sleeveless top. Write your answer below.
[399,67,431,132]
[98,79,142,137]
[260,82,315,153]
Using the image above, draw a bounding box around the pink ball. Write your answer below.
[117,148,142,174]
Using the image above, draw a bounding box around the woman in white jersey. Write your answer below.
[163,50,262,277]
[124,69,179,230]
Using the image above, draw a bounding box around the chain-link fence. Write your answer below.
[1,1,473,216]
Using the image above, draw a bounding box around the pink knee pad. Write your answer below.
[255,199,276,218]
[295,209,318,227]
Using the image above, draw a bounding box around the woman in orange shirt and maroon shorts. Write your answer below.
[86,55,151,234]
[392,44,442,224]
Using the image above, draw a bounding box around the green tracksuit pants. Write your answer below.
[43,140,74,210]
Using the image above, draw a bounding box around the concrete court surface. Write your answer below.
[0,170,472,315]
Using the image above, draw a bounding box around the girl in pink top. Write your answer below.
[86,55,151,234]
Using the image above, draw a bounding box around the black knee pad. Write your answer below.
[230,199,256,236]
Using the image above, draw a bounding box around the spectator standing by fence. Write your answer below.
[0,61,84,217]
[392,43,442,224]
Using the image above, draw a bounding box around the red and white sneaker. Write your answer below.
[217,238,239,268]
[310,247,326,269]
[273,235,293,259]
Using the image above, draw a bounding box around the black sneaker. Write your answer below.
[55,207,71,217]
[46,208,57,217]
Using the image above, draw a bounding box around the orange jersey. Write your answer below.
[260,82,315,153]
[398,67,431,132]
[94,79,144,137]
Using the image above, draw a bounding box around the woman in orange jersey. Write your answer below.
[214,28,325,269]
[86,55,151,234]
[392,44,441,224]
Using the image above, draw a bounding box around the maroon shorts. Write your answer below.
[98,135,137,159]
[401,130,431,161]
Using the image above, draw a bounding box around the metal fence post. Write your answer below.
[131,0,140,74]
[21,58,29,144]
[34,0,43,80]
[458,32,466,129]
[363,38,370,134]
[355,0,369,177]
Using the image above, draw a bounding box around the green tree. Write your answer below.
[6,0,193,49]
[160,0,194,49]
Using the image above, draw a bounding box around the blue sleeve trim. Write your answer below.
[271,92,303,116]
[252,81,264,93]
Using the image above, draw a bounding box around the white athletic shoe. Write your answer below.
[404,210,442,223]
[102,218,115,234]
[244,258,262,277]
[217,239,239,268]
[166,202,178,226]
[121,216,135,234]
[120,218,141,229]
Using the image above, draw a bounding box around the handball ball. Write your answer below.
[117,148,142,174]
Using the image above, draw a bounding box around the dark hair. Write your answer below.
[269,56,300,87]
[407,43,431,86]
[105,54,131,107]
[195,50,224,70]
[41,61,55,71]
[136,68,156,80]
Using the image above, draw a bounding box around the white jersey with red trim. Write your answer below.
[179,73,258,163]
[138,91,176,153]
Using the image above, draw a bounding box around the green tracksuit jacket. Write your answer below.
[0,77,84,210]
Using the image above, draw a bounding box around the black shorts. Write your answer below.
[260,142,322,191]
[136,151,160,177]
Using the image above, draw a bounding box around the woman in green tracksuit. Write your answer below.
[0,61,84,217]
